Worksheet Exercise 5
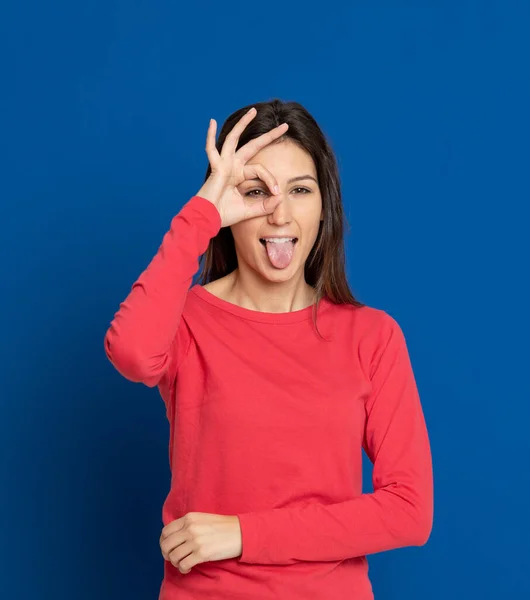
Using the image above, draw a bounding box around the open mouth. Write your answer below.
[259,237,299,269]
[259,238,298,246]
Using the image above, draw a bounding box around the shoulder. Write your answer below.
[328,301,407,375]
[328,300,401,339]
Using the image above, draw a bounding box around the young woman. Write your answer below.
[104,99,434,600]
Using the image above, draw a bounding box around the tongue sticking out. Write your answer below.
[265,240,295,269]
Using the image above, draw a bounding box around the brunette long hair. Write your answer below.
[197,98,364,335]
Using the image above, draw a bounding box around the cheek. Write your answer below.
[296,206,323,236]
[300,216,324,253]
[296,195,322,219]
[231,223,260,254]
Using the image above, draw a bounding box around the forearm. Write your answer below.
[237,482,433,565]
[104,195,221,386]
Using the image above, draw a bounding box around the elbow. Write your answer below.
[384,488,433,549]
[403,503,433,548]
[391,475,434,548]
[409,515,433,547]
[103,331,165,387]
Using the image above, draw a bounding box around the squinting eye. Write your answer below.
[245,189,267,197]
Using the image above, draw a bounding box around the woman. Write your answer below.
[104,99,434,599]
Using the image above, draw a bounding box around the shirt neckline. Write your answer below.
[190,284,331,324]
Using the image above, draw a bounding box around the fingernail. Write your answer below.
[273,185,279,194]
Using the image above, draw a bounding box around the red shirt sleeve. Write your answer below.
[103,195,221,387]
[236,314,434,564]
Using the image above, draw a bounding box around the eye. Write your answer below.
[245,186,311,197]
[245,189,268,197]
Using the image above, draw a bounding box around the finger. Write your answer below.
[168,540,193,567]
[172,543,203,574]
[243,163,280,196]
[243,192,283,221]
[177,553,195,574]
[160,517,185,542]
[220,107,257,157]
[237,122,289,164]
[161,531,186,559]
[205,118,220,169]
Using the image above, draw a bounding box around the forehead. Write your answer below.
[246,140,316,178]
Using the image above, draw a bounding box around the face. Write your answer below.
[231,139,323,283]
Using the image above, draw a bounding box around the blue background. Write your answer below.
[2,1,529,598]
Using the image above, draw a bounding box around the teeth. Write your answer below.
[262,238,296,243]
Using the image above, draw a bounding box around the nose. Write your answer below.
[267,194,292,226]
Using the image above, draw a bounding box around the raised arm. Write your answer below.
[104,107,293,387]
[103,195,222,387]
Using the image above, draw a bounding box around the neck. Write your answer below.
[224,268,316,314]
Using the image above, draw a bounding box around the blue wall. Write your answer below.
[2,1,529,598]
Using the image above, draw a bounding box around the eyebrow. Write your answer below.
[246,174,318,185]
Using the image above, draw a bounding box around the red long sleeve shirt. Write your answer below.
[104,195,434,600]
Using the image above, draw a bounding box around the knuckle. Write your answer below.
[197,548,209,562]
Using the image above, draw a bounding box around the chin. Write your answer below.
[257,261,301,283]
